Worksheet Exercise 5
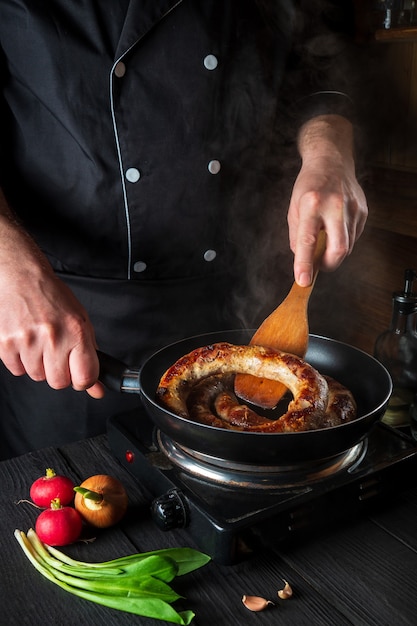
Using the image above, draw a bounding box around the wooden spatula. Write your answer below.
[234,230,327,409]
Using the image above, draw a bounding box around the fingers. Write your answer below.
[3,341,102,395]
[292,213,349,287]
[292,228,321,287]
[86,381,106,399]
[0,352,27,377]
[0,338,50,381]
[38,349,104,397]
[68,342,100,392]
[0,315,103,396]
[289,184,368,287]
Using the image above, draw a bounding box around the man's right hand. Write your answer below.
[0,194,104,398]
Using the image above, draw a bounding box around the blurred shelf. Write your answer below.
[375,26,417,42]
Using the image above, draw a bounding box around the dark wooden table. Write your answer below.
[2,432,417,626]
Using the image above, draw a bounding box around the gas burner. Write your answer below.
[157,431,368,490]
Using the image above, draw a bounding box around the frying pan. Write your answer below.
[99,330,392,465]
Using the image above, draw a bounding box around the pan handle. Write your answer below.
[97,351,141,394]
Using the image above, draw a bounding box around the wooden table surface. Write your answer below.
[2,431,417,626]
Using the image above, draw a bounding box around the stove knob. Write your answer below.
[151,489,188,530]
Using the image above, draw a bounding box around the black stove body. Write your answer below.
[107,408,417,565]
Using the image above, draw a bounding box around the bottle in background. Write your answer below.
[374,268,417,430]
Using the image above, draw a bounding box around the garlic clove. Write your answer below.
[242,595,274,612]
[277,580,293,600]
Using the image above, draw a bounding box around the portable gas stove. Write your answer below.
[107,406,417,565]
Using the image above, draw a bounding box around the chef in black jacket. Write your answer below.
[0,0,367,458]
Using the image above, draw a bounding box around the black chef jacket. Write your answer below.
[0,0,356,458]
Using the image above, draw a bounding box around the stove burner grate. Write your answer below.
[156,431,368,490]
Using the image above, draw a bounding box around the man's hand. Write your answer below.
[0,193,104,398]
[287,115,368,286]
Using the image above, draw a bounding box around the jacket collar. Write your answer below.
[115,0,183,60]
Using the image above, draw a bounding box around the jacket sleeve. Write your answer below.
[280,0,358,125]
[0,46,10,187]
[0,44,9,188]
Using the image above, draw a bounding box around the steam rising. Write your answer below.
[222,0,373,331]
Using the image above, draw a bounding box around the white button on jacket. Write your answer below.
[133,261,147,273]
[125,168,141,183]
[114,61,126,77]
[203,249,217,262]
[208,160,221,174]
[203,54,218,70]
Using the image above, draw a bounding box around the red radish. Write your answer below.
[35,498,83,546]
[30,468,75,507]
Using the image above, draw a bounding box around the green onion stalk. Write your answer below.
[14,528,210,624]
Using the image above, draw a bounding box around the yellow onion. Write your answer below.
[74,474,128,528]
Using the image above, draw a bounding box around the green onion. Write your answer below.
[14,528,210,625]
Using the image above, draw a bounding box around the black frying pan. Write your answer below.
[99,330,392,464]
